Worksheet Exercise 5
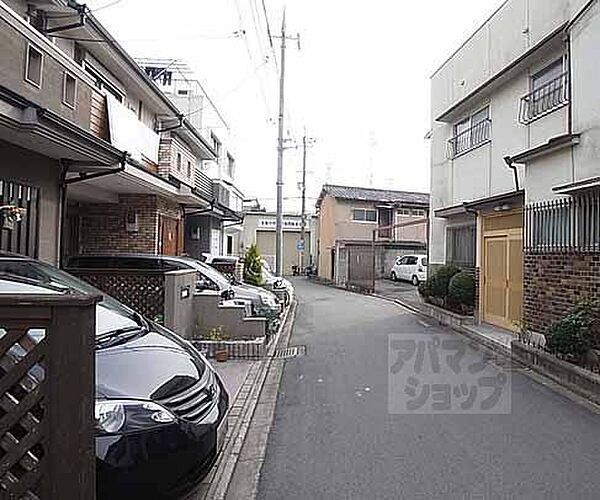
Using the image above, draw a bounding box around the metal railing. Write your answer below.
[524,191,600,252]
[195,170,214,200]
[519,72,569,124]
[447,119,491,159]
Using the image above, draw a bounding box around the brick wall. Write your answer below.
[80,194,160,254]
[158,133,172,179]
[523,252,600,333]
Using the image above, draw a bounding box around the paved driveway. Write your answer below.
[257,279,600,499]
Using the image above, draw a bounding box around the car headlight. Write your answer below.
[95,400,176,434]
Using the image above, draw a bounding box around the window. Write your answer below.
[397,208,426,217]
[520,58,568,124]
[227,153,235,178]
[62,72,76,109]
[448,106,491,158]
[211,132,222,157]
[352,208,377,223]
[176,153,182,172]
[25,45,43,88]
[446,225,476,268]
[187,161,192,178]
[177,89,189,96]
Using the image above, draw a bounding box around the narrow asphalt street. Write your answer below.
[257,279,600,499]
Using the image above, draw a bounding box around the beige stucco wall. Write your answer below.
[0,140,62,264]
[0,3,93,130]
[317,196,380,278]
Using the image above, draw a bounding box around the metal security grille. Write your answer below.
[524,192,600,252]
[519,72,569,124]
[0,180,39,258]
[447,119,491,159]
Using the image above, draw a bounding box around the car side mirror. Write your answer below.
[221,289,234,301]
[196,277,211,292]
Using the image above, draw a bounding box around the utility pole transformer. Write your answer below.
[274,11,300,277]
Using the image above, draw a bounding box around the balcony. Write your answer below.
[447,119,491,159]
[194,170,213,200]
[519,72,569,125]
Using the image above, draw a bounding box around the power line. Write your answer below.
[182,58,270,119]
[231,0,273,119]
[49,31,241,44]
[43,0,123,19]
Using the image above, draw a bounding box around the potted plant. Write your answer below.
[206,326,228,362]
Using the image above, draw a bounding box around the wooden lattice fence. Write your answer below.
[0,295,98,499]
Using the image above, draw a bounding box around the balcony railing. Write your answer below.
[194,170,213,200]
[519,72,569,124]
[447,119,491,159]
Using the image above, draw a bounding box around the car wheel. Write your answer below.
[391,271,397,282]
[411,275,419,286]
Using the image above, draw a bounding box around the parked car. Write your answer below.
[390,254,428,286]
[66,254,281,317]
[0,253,229,499]
[261,259,294,300]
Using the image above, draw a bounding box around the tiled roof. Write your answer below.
[317,184,430,207]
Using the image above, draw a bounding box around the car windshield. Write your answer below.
[174,257,231,289]
[0,259,143,336]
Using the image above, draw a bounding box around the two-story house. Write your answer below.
[136,58,245,258]
[315,184,430,282]
[429,0,600,333]
[0,0,218,264]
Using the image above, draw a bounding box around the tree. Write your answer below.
[243,244,263,286]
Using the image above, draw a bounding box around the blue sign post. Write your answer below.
[297,239,305,252]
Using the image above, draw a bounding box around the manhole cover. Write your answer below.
[273,345,307,359]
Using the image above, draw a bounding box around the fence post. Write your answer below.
[0,295,99,499]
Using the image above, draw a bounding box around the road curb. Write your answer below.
[202,297,297,500]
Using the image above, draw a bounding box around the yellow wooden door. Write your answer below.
[482,231,523,330]
[483,236,508,328]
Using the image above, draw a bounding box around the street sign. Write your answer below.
[297,240,305,251]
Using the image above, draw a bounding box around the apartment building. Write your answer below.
[0,0,219,264]
[136,59,245,258]
[430,0,600,332]
[316,185,430,281]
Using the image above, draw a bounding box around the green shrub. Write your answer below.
[546,301,600,359]
[448,271,475,308]
[243,244,263,286]
[429,265,460,300]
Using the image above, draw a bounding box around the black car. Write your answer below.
[66,254,281,316]
[0,254,229,499]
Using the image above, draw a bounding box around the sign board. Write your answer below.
[297,239,305,251]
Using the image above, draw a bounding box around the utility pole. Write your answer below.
[273,11,300,277]
[300,132,315,272]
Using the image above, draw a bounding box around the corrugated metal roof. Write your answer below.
[317,184,430,207]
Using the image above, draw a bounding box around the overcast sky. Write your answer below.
[91,0,503,213]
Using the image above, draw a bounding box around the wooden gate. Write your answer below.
[0,180,39,258]
[347,246,374,292]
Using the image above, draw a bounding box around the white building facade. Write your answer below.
[430,0,600,332]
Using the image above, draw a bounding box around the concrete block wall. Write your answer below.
[523,252,600,333]
[193,292,266,340]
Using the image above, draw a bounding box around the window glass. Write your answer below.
[405,256,418,265]
[533,59,564,90]
[352,209,365,221]
[365,210,377,222]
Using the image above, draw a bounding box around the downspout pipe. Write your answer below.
[503,156,520,192]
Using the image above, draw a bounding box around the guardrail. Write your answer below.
[447,119,491,159]
[519,72,569,124]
